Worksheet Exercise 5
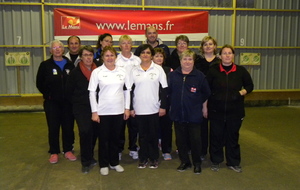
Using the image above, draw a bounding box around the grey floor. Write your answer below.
[0,106,300,190]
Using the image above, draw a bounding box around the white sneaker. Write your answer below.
[129,151,139,160]
[100,167,109,175]
[110,165,124,172]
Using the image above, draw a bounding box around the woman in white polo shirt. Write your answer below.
[88,46,131,176]
[130,44,168,169]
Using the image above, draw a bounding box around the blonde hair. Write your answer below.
[180,49,196,61]
[199,36,218,55]
[119,35,132,44]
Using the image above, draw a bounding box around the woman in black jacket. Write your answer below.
[168,49,210,174]
[36,40,76,164]
[66,45,100,173]
[206,44,254,173]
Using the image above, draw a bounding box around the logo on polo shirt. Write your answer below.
[149,73,157,79]
[117,74,124,80]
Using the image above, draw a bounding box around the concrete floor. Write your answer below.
[0,106,300,190]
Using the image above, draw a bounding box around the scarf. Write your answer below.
[79,61,97,81]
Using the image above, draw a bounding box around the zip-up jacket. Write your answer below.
[168,67,211,124]
[36,56,74,101]
[206,63,254,120]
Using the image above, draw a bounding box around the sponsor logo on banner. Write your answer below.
[61,16,80,29]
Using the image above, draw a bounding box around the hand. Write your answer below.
[91,112,100,123]
[202,106,208,119]
[130,110,136,117]
[202,100,208,119]
[124,109,130,120]
[159,108,166,117]
[239,89,247,96]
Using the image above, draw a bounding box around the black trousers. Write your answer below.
[74,112,98,167]
[209,118,243,166]
[135,114,159,162]
[174,122,202,166]
[159,113,173,154]
[44,99,74,154]
[98,114,123,168]
[201,118,209,156]
[119,116,139,152]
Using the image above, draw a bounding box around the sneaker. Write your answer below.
[137,160,148,169]
[129,151,139,160]
[64,151,77,161]
[194,164,202,174]
[211,163,220,172]
[110,165,124,172]
[82,166,90,174]
[228,165,242,173]
[149,160,158,169]
[49,154,58,164]
[177,163,192,172]
[163,153,172,161]
[100,167,109,175]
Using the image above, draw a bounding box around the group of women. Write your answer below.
[36,32,253,176]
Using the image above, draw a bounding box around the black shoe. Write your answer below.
[177,163,192,172]
[149,160,158,169]
[82,166,90,174]
[211,163,220,172]
[194,165,202,174]
[90,159,97,167]
[138,160,148,169]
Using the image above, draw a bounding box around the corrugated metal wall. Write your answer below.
[0,0,299,95]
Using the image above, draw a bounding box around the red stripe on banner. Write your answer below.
[54,9,208,41]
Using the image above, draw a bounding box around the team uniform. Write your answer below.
[130,61,168,167]
[88,64,131,168]
[116,53,141,157]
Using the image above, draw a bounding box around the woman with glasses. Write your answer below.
[166,35,189,70]
[206,44,254,173]
[36,39,76,164]
[66,45,101,174]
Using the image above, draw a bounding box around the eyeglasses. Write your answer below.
[82,54,94,57]
[222,52,233,55]
[52,46,62,50]
[177,42,187,46]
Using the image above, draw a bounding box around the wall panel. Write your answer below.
[236,11,300,47]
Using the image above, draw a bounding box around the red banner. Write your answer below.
[54,9,208,41]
